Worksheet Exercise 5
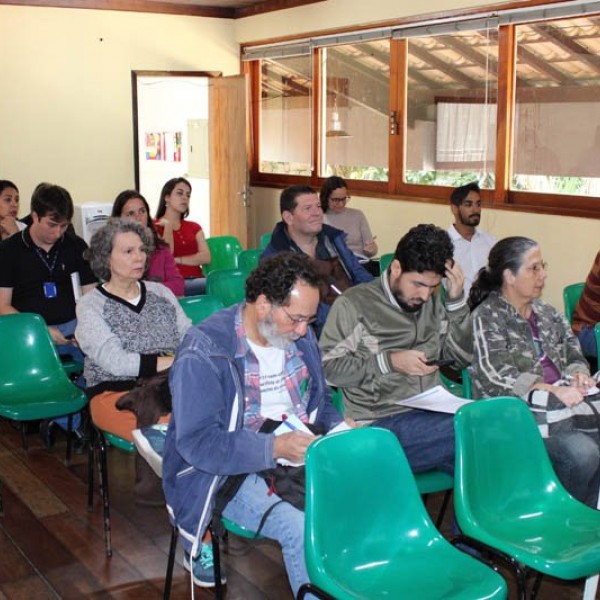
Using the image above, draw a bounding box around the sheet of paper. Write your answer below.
[327,421,352,435]
[397,385,472,414]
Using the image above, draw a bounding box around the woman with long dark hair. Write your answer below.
[469,236,600,506]
[154,177,211,296]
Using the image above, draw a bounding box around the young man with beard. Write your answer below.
[447,182,496,297]
[320,224,472,475]
[163,252,341,594]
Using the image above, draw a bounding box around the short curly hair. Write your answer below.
[394,224,453,276]
[246,252,321,305]
[85,218,154,282]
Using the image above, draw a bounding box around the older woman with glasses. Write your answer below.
[320,176,378,274]
[469,236,600,506]
[76,218,191,504]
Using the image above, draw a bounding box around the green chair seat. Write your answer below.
[178,294,224,324]
[259,233,271,249]
[104,431,136,453]
[0,313,87,422]
[414,469,454,495]
[455,397,600,592]
[237,248,262,274]
[379,252,394,273]
[299,428,506,599]
[563,282,585,323]
[204,235,242,275]
[206,269,247,307]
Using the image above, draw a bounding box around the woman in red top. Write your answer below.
[154,177,211,296]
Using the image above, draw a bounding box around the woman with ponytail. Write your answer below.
[469,236,600,507]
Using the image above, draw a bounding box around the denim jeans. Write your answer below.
[576,326,597,358]
[222,474,310,597]
[184,278,207,296]
[53,318,83,431]
[372,409,455,474]
[545,431,600,507]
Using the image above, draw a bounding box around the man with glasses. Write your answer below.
[163,252,342,593]
[320,224,471,476]
[447,182,496,297]
[262,184,372,335]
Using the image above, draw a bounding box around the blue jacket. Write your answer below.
[261,222,373,333]
[162,304,341,557]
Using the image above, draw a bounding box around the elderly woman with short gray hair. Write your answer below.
[75,218,190,504]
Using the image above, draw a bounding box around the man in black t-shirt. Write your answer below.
[0,183,97,443]
[0,183,96,349]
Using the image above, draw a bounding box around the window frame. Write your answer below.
[243,2,600,219]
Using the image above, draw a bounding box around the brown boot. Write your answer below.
[134,454,164,507]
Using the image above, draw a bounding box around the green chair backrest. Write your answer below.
[379,252,394,273]
[259,233,271,249]
[178,294,224,325]
[304,428,441,587]
[0,313,87,420]
[206,269,247,307]
[454,397,570,531]
[439,368,472,399]
[237,248,262,274]
[563,282,585,323]
[204,235,243,275]
[329,387,344,414]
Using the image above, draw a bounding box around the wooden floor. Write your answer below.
[0,419,596,599]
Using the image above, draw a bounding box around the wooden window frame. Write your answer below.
[245,13,600,219]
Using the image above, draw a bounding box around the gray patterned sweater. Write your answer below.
[75,281,191,391]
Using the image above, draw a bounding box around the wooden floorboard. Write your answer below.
[0,418,597,599]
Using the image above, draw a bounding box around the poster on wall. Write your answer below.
[144,131,181,162]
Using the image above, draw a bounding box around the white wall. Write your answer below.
[0,5,239,211]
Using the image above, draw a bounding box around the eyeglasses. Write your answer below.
[278,305,317,326]
[525,261,548,274]
[329,196,351,205]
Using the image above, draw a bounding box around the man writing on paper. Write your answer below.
[320,224,472,474]
[163,252,341,594]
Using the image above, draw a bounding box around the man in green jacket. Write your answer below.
[320,224,472,474]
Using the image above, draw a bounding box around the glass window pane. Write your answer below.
[320,41,390,181]
[406,28,498,188]
[259,56,312,176]
[512,16,600,197]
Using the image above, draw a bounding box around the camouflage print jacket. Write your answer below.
[470,290,589,400]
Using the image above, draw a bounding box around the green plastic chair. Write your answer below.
[327,384,453,525]
[259,232,271,249]
[454,397,600,598]
[0,313,87,460]
[237,248,262,274]
[206,268,247,307]
[178,294,224,325]
[440,368,473,400]
[563,281,585,323]
[204,235,243,275]
[379,252,395,273]
[298,428,507,599]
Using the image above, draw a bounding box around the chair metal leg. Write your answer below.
[87,427,95,511]
[20,422,28,453]
[435,489,452,528]
[530,571,544,600]
[211,524,224,600]
[0,481,3,517]
[163,526,178,600]
[96,431,112,557]
[65,413,73,465]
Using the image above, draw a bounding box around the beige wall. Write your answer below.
[235,0,487,42]
[0,5,239,209]
[251,187,600,310]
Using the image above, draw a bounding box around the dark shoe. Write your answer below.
[132,424,167,478]
[134,454,164,507]
[39,420,56,449]
[184,544,227,588]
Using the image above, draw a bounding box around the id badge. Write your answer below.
[43,282,58,298]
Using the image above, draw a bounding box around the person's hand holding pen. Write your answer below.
[273,420,315,464]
